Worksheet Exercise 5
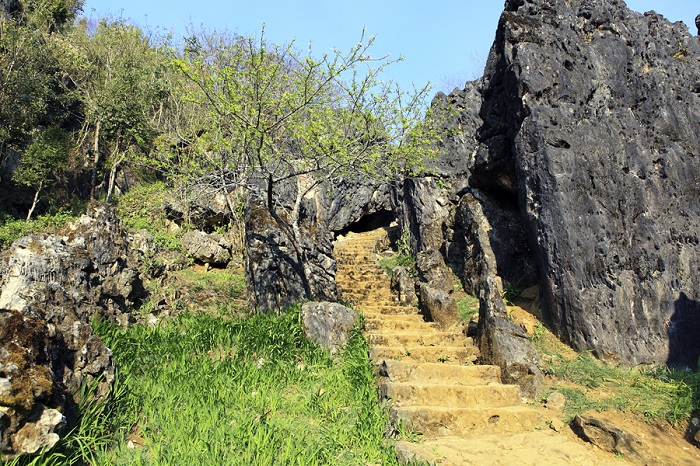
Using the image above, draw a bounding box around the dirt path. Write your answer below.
[334,228,631,466]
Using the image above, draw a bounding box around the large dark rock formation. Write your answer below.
[464,0,700,367]
[245,178,395,313]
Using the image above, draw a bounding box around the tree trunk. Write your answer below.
[26,181,42,222]
[105,149,123,203]
[265,175,313,300]
[89,120,101,200]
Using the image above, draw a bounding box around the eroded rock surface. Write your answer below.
[181,230,232,266]
[301,301,358,355]
[0,309,113,460]
[0,204,150,458]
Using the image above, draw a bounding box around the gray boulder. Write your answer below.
[572,414,650,462]
[390,266,417,306]
[301,301,358,355]
[417,283,458,330]
[181,230,232,266]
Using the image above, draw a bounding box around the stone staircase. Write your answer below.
[334,228,628,466]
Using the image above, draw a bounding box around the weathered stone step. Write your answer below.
[380,382,521,409]
[380,360,502,386]
[394,431,624,466]
[360,305,420,316]
[363,315,430,332]
[367,331,465,347]
[392,405,545,438]
[370,345,478,365]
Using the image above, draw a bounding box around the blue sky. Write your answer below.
[81,1,698,94]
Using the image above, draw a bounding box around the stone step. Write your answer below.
[367,331,465,347]
[360,305,421,316]
[380,381,522,409]
[380,360,502,386]
[370,345,478,365]
[391,405,546,439]
[363,315,430,332]
[394,431,624,466]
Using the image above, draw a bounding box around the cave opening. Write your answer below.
[335,209,395,237]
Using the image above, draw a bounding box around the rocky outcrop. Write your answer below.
[457,193,544,397]
[464,0,700,367]
[245,196,337,313]
[0,204,145,321]
[0,204,154,458]
[300,301,358,355]
[421,0,700,369]
[181,230,231,266]
[0,308,113,460]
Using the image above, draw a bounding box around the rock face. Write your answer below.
[0,204,154,458]
[0,204,145,321]
[0,308,113,460]
[181,230,231,266]
[245,196,337,313]
[460,0,700,367]
[300,301,358,355]
[245,177,395,313]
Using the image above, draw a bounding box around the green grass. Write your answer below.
[84,306,403,465]
[114,182,183,252]
[456,295,479,323]
[538,350,700,425]
[378,253,415,277]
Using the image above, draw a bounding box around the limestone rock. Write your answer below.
[301,302,358,355]
[545,391,566,411]
[390,266,417,306]
[450,193,544,398]
[245,197,337,313]
[181,230,232,266]
[11,407,65,456]
[325,180,394,233]
[446,0,700,367]
[418,283,458,330]
[0,309,113,460]
[573,414,650,461]
[416,249,453,291]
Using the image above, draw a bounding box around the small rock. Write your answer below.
[12,407,66,456]
[572,414,650,461]
[694,429,700,445]
[546,391,566,411]
[418,283,459,329]
[0,378,11,397]
[550,419,566,433]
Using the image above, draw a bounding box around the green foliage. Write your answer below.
[115,182,183,251]
[501,279,523,305]
[457,294,479,322]
[90,308,403,465]
[0,209,80,249]
[13,127,69,189]
[379,230,415,277]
